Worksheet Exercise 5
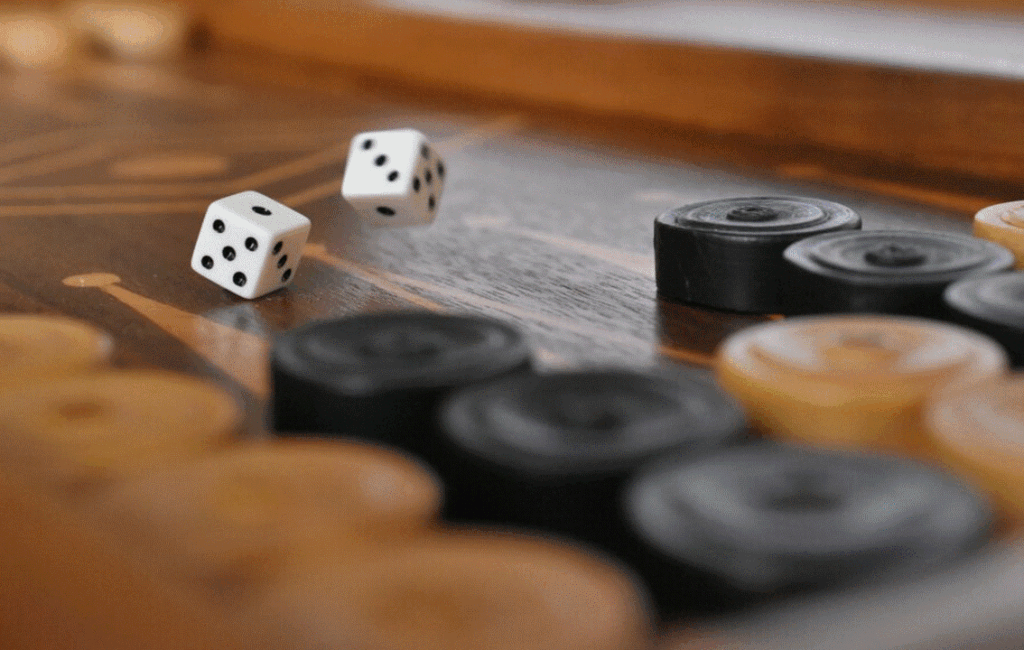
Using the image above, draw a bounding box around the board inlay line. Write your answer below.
[62,273,269,396]
[0,201,212,217]
[0,146,347,202]
[0,142,113,185]
[303,243,445,311]
[0,127,98,166]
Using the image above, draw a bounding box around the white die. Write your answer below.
[341,128,446,227]
[190,191,311,299]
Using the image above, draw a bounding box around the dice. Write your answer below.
[190,191,311,299]
[341,129,446,227]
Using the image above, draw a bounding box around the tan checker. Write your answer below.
[716,315,1008,452]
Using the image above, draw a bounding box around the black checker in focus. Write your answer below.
[654,196,861,314]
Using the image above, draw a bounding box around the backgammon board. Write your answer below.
[4,2,1024,649]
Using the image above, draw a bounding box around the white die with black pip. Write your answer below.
[190,191,311,299]
[341,128,446,227]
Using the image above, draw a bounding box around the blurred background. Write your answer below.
[3,0,1024,209]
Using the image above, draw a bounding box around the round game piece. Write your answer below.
[783,230,1015,317]
[271,311,532,452]
[715,315,1008,452]
[242,531,654,650]
[624,444,993,613]
[86,440,443,603]
[436,369,746,549]
[654,196,861,313]
[0,11,78,70]
[973,201,1024,268]
[0,370,242,497]
[925,374,1024,521]
[66,1,192,61]
[0,315,112,384]
[944,272,1024,366]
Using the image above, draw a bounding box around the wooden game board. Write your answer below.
[3,2,1024,648]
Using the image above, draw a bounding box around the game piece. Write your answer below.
[944,272,1024,366]
[925,374,1024,521]
[0,11,77,70]
[240,531,654,650]
[0,370,241,497]
[973,200,1024,268]
[271,312,532,451]
[190,191,311,299]
[654,196,860,313]
[436,368,745,549]
[341,128,446,227]
[0,470,281,650]
[66,1,192,61]
[715,315,1008,452]
[625,444,993,613]
[783,230,1015,317]
[0,315,112,384]
[85,440,442,603]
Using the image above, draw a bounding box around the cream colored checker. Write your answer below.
[0,316,112,384]
[242,531,653,650]
[926,374,1024,519]
[0,370,241,496]
[716,315,1008,451]
[66,1,191,61]
[974,201,1024,269]
[86,440,443,603]
[0,11,78,70]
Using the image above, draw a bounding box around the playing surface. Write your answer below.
[0,50,971,384]
[0,37,1011,650]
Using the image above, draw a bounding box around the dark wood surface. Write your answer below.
[0,30,1016,650]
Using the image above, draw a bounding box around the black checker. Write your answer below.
[784,230,1014,317]
[654,196,861,313]
[271,311,532,451]
[437,369,745,540]
[944,271,1024,365]
[624,444,992,614]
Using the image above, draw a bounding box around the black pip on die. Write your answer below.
[190,191,311,299]
[341,128,446,227]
